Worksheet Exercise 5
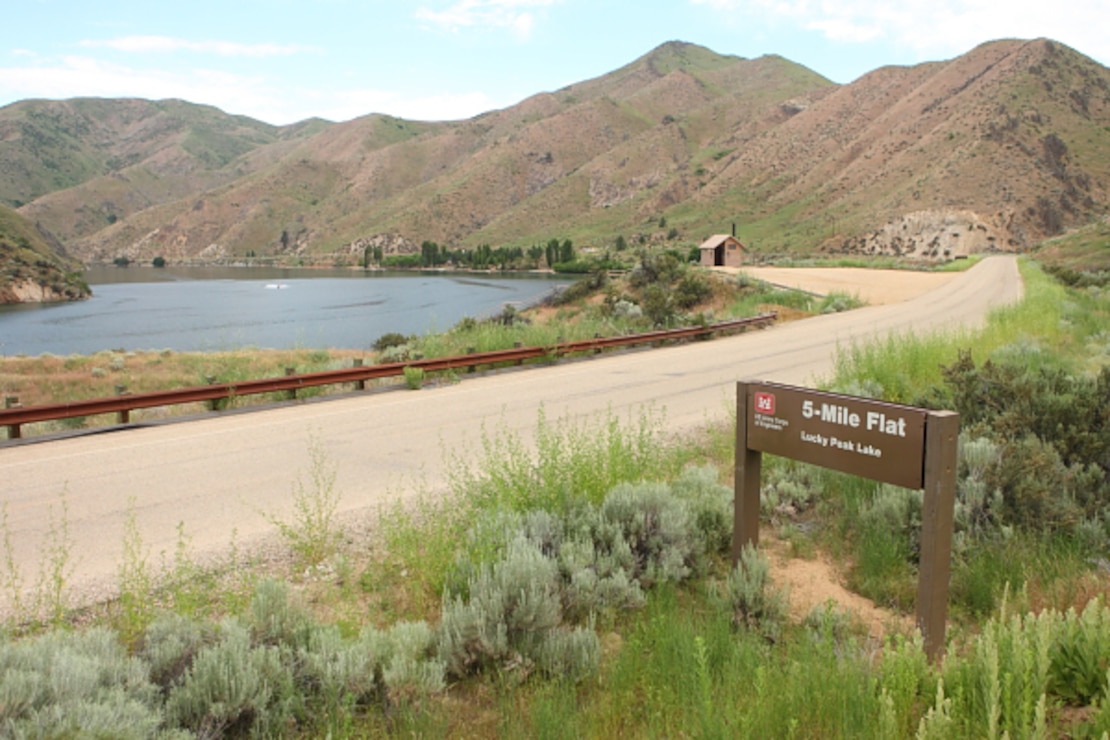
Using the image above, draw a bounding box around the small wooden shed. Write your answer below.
[699,234,745,268]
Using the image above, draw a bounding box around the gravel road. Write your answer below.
[0,256,1023,612]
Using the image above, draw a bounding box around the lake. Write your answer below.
[0,266,570,356]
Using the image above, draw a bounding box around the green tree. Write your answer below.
[641,284,675,326]
[421,240,441,267]
[560,239,575,264]
[528,244,544,267]
[152,256,166,268]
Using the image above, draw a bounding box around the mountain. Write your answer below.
[2,39,1108,265]
[0,205,89,304]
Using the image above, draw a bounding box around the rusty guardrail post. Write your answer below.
[204,376,221,411]
[353,359,365,390]
[114,385,131,424]
[285,367,297,399]
[5,395,21,440]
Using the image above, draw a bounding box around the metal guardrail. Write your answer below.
[1,313,775,440]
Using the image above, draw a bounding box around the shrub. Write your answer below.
[535,627,600,682]
[438,536,562,678]
[610,298,643,320]
[296,623,386,708]
[557,512,645,621]
[953,435,1005,546]
[598,481,698,587]
[669,466,733,556]
[381,621,446,704]
[674,271,712,309]
[722,545,788,641]
[986,435,1091,532]
[0,627,162,739]
[139,613,214,691]
[379,343,417,363]
[759,461,821,520]
[248,579,312,647]
[165,620,295,738]
[372,332,410,352]
[817,291,864,313]
[641,284,676,326]
[941,351,1110,476]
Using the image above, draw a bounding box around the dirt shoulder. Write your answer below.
[718,266,959,305]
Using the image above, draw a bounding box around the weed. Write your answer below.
[265,434,343,569]
[1,501,29,625]
[159,521,208,616]
[1,492,75,630]
[117,502,165,644]
[402,365,425,389]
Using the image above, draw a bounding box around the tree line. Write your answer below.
[367,238,579,271]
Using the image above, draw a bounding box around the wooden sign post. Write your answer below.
[734,380,958,660]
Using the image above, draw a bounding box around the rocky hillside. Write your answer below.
[0,205,89,304]
[3,39,1108,265]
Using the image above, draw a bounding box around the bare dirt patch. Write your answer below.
[763,537,913,641]
[724,266,959,305]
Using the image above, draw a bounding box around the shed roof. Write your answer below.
[699,234,742,250]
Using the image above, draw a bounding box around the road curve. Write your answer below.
[0,256,1022,610]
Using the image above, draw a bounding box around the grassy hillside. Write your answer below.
[0,205,88,303]
[0,98,327,245]
[5,39,1110,265]
[1033,216,1110,270]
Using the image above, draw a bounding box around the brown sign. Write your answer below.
[745,382,928,489]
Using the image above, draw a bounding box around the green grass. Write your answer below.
[829,259,1083,401]
[4,256,1110,737]
[1035,219,1110,271]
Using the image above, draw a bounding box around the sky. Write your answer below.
[2,0,1108,126]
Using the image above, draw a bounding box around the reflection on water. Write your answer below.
[0,266,568,356]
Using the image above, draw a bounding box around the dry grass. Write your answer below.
[1,347,371,432]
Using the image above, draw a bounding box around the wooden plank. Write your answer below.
[916,411,959,660]
[733,381,763,561]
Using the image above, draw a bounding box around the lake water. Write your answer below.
[0,266,570,356]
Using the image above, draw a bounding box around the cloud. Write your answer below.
[0,55,266,108]
[0,55,500,124]
[415,0,560,40]
[690,0,1109,66]
[314,89,498,123]
[80,35,317,58]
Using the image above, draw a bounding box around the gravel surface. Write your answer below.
[723,265,960,305]
[0,257,1022,616]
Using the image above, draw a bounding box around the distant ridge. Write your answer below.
[2,38,1107,265]
[0,205,88,303]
